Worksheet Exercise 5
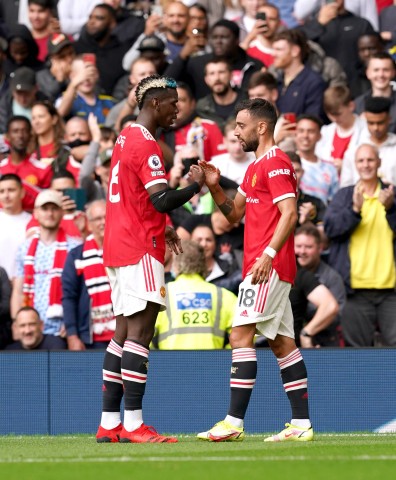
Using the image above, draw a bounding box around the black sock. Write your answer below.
[121,339,149,410]
[277,348,310,420]
[228,348,257,420]
[102,338,124,412]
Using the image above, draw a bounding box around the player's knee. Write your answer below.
[229,328,255,349]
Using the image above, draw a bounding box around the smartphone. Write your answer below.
[82,53,96,66]
[63,188,87,211]
[283,112,297,124]
[256,12,267,21]
[151,4,163,16]
[182,157,200,177]
[325,0,336,4]
[192,28,204,35]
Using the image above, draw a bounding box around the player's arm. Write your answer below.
[251,197,297,285]
[148,165,205,213]
[198,160,246,223]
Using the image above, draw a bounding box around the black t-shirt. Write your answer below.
[290,267,320,340]
[5,335,67,351]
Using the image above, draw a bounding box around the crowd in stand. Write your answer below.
[1,0,396,351]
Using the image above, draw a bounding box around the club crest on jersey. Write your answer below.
[148,154,162,170]
[252,173,257,187]
[160,286,166,298]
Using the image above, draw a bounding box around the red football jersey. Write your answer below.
[103,124,168,267]
[0,155,53,211]
[239,146,297,283]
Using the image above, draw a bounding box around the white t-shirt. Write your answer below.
[211,153,255,185]
[0,210,32,279]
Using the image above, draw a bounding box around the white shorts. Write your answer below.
[233,269,294,340]
[106,254,167,317]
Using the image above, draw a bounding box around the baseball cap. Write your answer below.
[10,67,36,92]
[137,35,165,53]
[34,190,62,208]
[99,148,113,166]
[47,33,73,56]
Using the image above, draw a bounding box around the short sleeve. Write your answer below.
[265,159,296,204]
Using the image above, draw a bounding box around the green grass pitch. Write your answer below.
[1,434,395,480]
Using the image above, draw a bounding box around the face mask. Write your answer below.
[67,138,91,149]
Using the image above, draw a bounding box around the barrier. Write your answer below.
[1,349,395,434]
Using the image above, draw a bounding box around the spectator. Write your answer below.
[294,223,346,347]
[288,265,340,348]
[57,0,101,39]
[102,0,145,45]
[74,3,130,96]
[56,56,115,124]
[122,1,205,70]
[4,24,44,75]
[28,0,61,62]
[247,70,296,151]
[0,116,53,211]
[342,96,396,186]
[324,143,396,346]
[11,189,81,335]
[0,173,32,280]
[153,240,236,349]
[240,2,281,67]
[294,0,379,31]
[210,118,255,185]
[64,116,95,168]
[0,66,47,134]
[295,115,339,205]
[191,224,242,295]
[161,82,226,165]
[177,200,245,265]
[136,34,169,75]
[166,19,263,100]
[272,29,326,119]
[0,266,12,349]
[353,53,396,133]
[234,0,267,43]
[315,85,367,176]
[299,0,375,85]
[349,33,385,99]
[379,1,396,49]
[36,32,76,102]
[5,306,67,350]
[196,58,247,132]
[287,152,326,230]
[0,0,32,34]
[106,57,156,132]
[187,3,209,38]
[0,36,9,98]
[62,199,115,350]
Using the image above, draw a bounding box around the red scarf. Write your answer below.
[23,228,68,318]
[75,234,115,342]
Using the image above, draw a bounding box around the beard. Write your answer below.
[88,26,109,42]
[242,137,259,152]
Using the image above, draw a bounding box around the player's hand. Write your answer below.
[188,164,205,188]
[198,160,221,189]
[379,184,395,210]
[251,253,273,285]
[165,226,183,255]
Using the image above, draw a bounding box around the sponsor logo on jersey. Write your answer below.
[246,197,259,204]
[148,154,162,170]
[116,135,126,149]
[252,173,257,187]
[240,310,249,317]
[176,292,212,310]
[268,168,290,178]
[151,170,165,177]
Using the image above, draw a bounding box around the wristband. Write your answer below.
[264,246,277,259]
[300,329,312,338]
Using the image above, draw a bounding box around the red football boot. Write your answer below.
[119,424,178,443]
[96,423,123,443]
